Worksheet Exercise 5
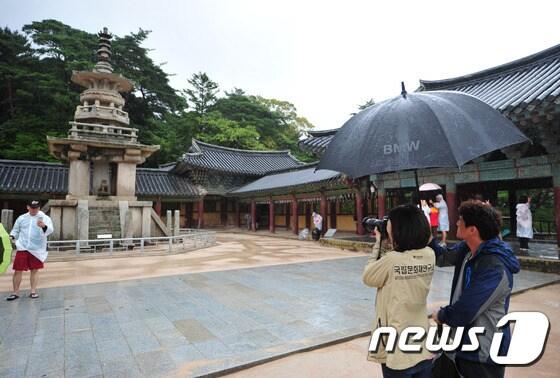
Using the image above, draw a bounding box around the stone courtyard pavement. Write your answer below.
[0,235,559,377]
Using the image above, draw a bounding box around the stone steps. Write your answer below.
[88,207,121,239]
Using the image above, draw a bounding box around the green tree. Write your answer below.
[147,111,196,165]
[0,20,317,165]
[182,72,219,116]
[0,20,185,165]
[209,90,315,161]
[196,111,265,150]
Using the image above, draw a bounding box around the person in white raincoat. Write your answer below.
[312,212,323,231]
[434,194,450,245]
[516,195,532,250]
[6,200,53,301]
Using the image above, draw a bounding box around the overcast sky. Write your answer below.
[3,0,560,131]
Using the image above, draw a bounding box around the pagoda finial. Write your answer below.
[94,27,114,73]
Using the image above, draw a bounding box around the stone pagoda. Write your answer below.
[47,28,162,241]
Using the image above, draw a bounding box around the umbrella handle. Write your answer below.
[414,170,421,207]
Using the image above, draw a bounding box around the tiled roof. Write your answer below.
[300,44,560,155]
[0,160,68,194]
[298,129,337,155]
[176,139,303,176]
[230,166,341,194]
[419,43,560,113]
[135,169,200,198]
[0,160,199,198]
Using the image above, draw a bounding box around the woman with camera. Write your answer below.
[363,204,435,378]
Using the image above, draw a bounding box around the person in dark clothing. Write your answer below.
[429,201,520,378]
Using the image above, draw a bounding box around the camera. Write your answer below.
[362,216,388,237]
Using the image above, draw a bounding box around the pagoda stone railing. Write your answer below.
[74,105,129,125]
[68,121,138,143]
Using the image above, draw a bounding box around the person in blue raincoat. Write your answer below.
[0,221,13,275]
[6,200,53,301]
[430,200,519,378]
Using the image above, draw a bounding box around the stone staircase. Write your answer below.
[88,207,122,240]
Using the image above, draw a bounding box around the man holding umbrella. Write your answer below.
[6,200,54,300]
[430,200,519,377]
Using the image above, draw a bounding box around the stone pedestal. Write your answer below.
[68,159,90,198]
[1,209,14,232]
[116,162,137,197]
[173,210,180,236]
[47,199,166,241]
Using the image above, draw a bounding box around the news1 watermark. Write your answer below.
[369,311,550,365]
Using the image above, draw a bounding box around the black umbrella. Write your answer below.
[317,84,529,195]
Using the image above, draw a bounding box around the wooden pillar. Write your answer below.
[187,202,193,228]
[291,195,298,235]
[285,203,290,230]
[235,201,241,228]
[377,186,386,219]
[251,200,256,232]
[446,182,458,240]
[554,173,560,248]
[330,201,337,229]
[320,192,328,234]
[179,202,187,227]
[305,203,311,229]
[197,198,204,229]
[154,198,162,216]
[220,198,227,226]
[356,189,365,235]
[508,188,517,238]
[554,187,560,248]
[269,198,275,233]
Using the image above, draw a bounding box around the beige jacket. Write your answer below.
[362,242,435,370]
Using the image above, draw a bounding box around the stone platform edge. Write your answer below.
[320,239,560,273]
[197,278,560,377]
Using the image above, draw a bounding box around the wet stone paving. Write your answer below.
[0,256,558,377]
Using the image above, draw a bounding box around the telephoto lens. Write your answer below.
[361,216,389,237]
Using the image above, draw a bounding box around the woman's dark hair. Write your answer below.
[388,204,431,252]
[518,195,529,204]
[472,194,484,201]
[459,200,501,241]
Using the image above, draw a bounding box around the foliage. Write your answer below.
[182,72,218,116]
[196,111,264,149]
[0,20,315,167]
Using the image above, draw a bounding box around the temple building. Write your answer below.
[1,42,559,245]
[300,43,560,244]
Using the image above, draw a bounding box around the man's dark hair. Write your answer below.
[388,204,431,252]
[459,200,502,241]
[518,195,529,204]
